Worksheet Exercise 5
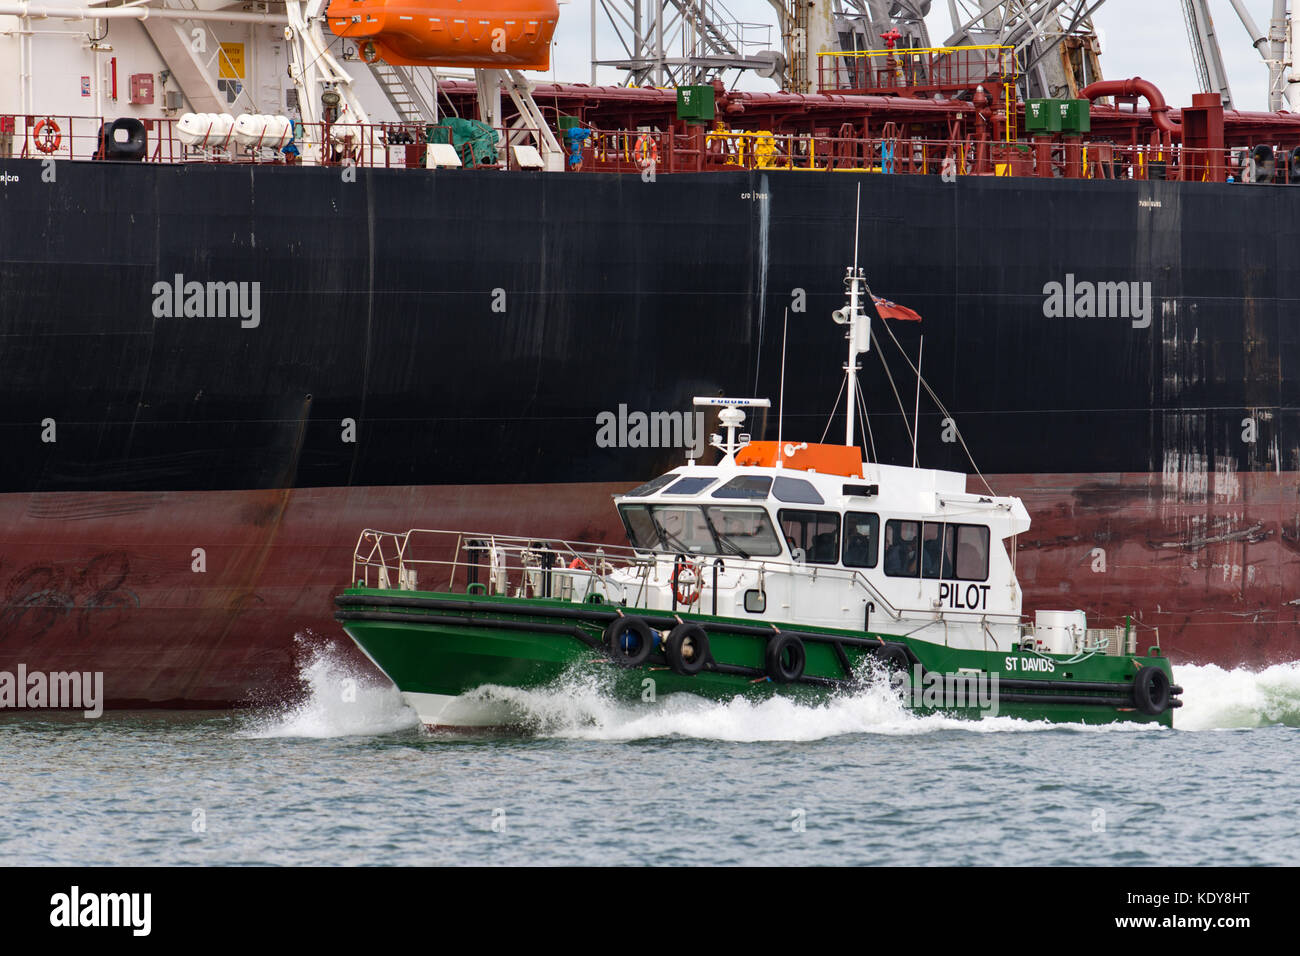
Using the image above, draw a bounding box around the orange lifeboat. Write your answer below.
[326,0,559,70]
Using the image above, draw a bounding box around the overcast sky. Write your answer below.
[546,0,1282,112]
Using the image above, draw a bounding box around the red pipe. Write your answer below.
[1079,77,1181,136]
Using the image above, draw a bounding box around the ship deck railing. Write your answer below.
[581,128,1252,183]
[349,528,653,602]
[2,112,1289,184]
[816,44,1019,100]
[0,114,545,171]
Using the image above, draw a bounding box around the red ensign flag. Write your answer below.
[871,294,923,322]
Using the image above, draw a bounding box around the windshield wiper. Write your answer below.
[702,512,750,559]
[650,515,692,554]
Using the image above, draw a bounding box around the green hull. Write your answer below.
[335,588,1179,728]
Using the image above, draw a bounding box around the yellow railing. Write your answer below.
[816,44,1019,142]
[817,43,1016,60]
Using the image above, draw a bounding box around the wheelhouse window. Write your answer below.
[947,524,991,581]
[645,505,715,554]
[663,476,717,496]
[772,476,825,505]
[883,519,990,581]
[778,509,840,564]
[617,503,780,557]
[711,475,772,500]
[883,519,920,576]
[842,512,880,568]
[921,521,947,579]
[703,505,782,556]
[620,504,659,551]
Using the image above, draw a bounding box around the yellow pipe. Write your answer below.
[787,166,880,173]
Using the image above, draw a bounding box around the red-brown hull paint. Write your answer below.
[1,474,1296,708]
[0,483,632,707]
[1007,471,1300,665]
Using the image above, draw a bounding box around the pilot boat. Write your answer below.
[334,263,1182,730]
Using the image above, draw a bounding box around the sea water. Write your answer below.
[1,644,1297,866]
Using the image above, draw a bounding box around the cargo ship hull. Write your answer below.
[1,158,1296,704]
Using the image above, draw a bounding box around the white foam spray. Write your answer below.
[242,642,1300,740]
[238,638,418,739]
[440,669,1150,742]
[1170,660,1300,731]
[438,661,1300,741]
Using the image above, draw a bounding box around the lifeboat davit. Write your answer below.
[326,0,559,70]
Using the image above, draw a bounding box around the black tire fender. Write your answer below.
[1133,664,1172,715]
[765,633,806,683]
[603,616,655,668]
[665,622,710,676]
[873,643,913,676]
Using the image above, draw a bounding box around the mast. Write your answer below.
[845,267,860,446]
[836,186,870,449]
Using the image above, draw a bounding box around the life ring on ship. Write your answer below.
[361,41,381,65]
[604,616,655,668]
[1132,665,1171,715]
[33,118,61,154]
[765,633,805,683]
[568,556,590,571]
[634,134,659,169]
[673,557,701,606]
[665,622,710,676]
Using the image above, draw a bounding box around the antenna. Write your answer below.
[853,182,860,272]
[777,307,789,466]
[912,335,924,469]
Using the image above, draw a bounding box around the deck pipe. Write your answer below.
[1079,77,1183,136]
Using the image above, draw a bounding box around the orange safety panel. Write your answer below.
[735,441,864,478]
[326,0,559,70]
